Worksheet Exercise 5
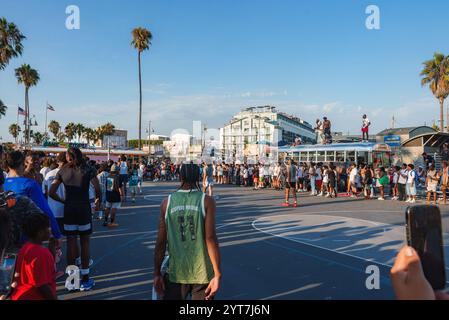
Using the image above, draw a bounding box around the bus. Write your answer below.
[278,142,392,167]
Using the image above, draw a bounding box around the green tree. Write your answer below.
[48,120,61,139]
[32,132,44,145]
[0,17,26,70]
[64,122,76,142]
[9,123,20,143]
[15,64,40,144]
[131,27,152,150]
[56,132,66,143]
[420,53,449,132]
[83,127,97,145]
[75,123,85,142]
[0,99,6,118]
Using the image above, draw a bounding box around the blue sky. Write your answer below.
[1,0,449,141]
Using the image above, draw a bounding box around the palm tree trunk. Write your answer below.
[138,51,143,150]
[25,86,29,145]
[440,98,445,132]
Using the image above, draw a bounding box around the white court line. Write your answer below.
[251,212,449,276]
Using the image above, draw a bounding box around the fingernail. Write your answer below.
[406,247,414,257]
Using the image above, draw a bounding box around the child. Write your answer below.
[11,214,57,300]
[103,165,123,228]
[392,166,400,200]
[129,165,139,203]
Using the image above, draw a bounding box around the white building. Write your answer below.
[220,106,316,163]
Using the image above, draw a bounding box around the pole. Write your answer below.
[45,102,48,139]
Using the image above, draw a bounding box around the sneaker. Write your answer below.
[410,199,416,204]
[107,222,119,228]
[281,202,290,207]
[75,257,94,268]
[293,202,298,208]
[80,278,95,292]
[378,197,385,201]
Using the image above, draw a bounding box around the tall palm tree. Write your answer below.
[131,27,152,150]
[83,127,96,145]
[75,123,85,143]
[0,99,6,118]
[15,64,40,144]
[9,123,20,143]
[48,120,61,139]
[64,122,76,142]
[0,17,26,70]
[420,53,449,132]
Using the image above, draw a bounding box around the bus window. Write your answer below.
[317,151,325,162]
[336,151,345,162]
[325,151,336,163]
[347,151,355,163]
[300,152,308,162]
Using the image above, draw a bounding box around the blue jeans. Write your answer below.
[311,176,316,194]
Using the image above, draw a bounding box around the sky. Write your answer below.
[1,0,449,142]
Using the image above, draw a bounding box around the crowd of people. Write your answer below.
[0,143,448,301]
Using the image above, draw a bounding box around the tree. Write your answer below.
[15,64,40,145]
[83,127,96,145]
[32,132,44,145]
[0,17,26,70]
[9,123,20,143]
[56,132,66,143]
[131,27,152,150]
[420,53,449,132]
[75,123,85,142]
[0,99,6,118]
[64,122,76,142]
[48,120,61,139]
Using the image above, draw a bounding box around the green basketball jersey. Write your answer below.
[165,190,214,284]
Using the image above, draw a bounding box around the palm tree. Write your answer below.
[15,64,40,144]
[0,18,26,70]
[75,123,85,142]
[0,99,6,118]
[48,120,61,139]
[83,127,96,145]
[131,27,152,150]
[64,122,76,142]
[32,132,44,145]
[9,123,20,143]
[56,132,66,143]
[420,53,449,132]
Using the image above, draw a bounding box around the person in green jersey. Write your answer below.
[154,163,222,300]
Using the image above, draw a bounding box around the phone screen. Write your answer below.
[406,206,446,290]
[0,254,17,296]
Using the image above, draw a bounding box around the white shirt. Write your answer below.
[407,170,416,184]
[398,169,408,184]
[362,118,370,128]
[137,168,144,179]
[316,168,322,181]
[349,168,358,183]
[393,172,399,184]
[40,167,51,178]
[45,169,65,218]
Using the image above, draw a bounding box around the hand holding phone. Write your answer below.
[0,254,17,298]
[406,205,446,290]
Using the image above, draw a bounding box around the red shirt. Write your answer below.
[11,242,56,300]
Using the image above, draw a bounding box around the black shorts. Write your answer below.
[63,202,93,237]
[286,182,296,189]
[163,274,210,300]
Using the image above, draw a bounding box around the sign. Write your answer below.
[383,135,401,147]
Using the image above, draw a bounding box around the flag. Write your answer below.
[47,104,55,111]
[18,106,26,116]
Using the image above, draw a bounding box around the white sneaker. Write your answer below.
[378,197,385,201]
[410,199,416,204]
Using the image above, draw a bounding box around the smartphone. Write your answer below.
[406,205,446,290]
[0,254,17,297]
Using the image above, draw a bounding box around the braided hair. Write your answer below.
[179,163,201,192]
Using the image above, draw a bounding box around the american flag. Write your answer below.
[47,104,55,111]
[18,106,26,116]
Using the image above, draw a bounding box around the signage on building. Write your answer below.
[383,135,401,147]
